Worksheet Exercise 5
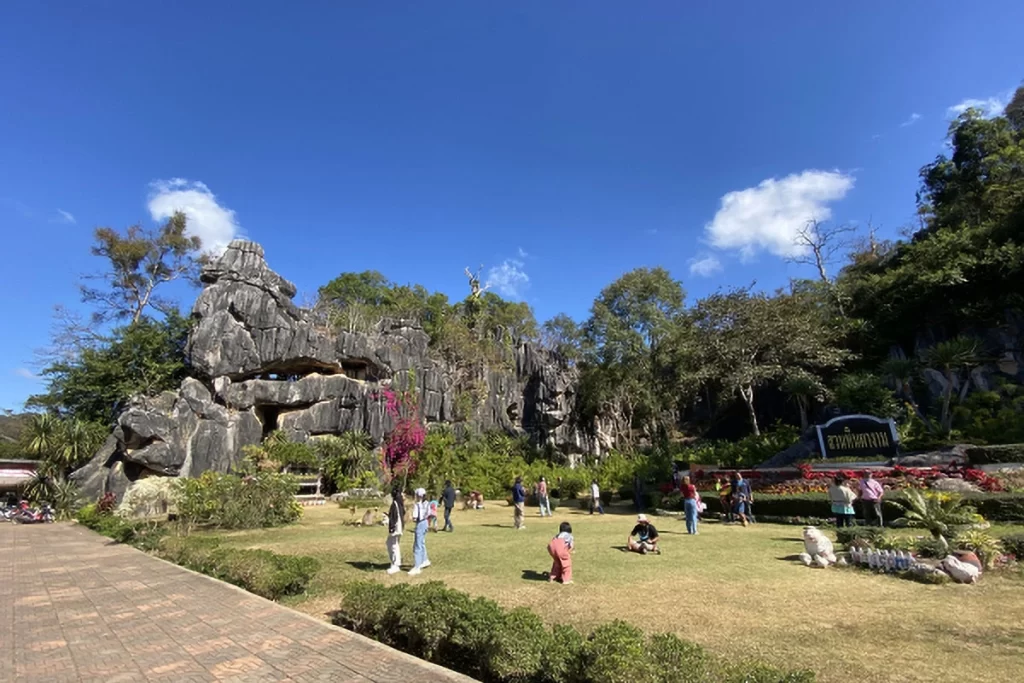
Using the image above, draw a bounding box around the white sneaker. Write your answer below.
[408,567,422,576]
[420,560,431,568]
[386,566,401,575]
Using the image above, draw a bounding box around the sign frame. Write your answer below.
[815,414,900,460]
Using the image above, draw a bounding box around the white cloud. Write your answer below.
[688,254,723,277]
[485,259,530,299]
[704,170,855,259]
[899,113,922,127]
[14,368,38,380]
[147,178,241,255]
[947,94,1010,118]
[517,246,529,258]
[53,209,76,224]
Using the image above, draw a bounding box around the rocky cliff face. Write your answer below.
[73,240,602,500]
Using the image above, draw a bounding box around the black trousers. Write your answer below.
[443,506,453,531]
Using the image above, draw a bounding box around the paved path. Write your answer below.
[1,522,475,683]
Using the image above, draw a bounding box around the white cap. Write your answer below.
[414,487,426,497]
[637,514,648,522]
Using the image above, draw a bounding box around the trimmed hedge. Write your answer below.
[77,505,318,600]
[334,581,814,683]
[696,491,1024,523]
[964,444,1024,465]
[158,536,319,600]
[1000,533,1024,559]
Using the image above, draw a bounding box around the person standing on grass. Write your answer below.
[512,476,527,529]
[547,521,574,584]
[828,474,857,528]
[732,472,752,527]
[718,476,733,523]
[590,479,604,515]
[859,470,885,526]
[537,476,551,517]
[385,484,405,575]
[442,480,457,532]
[681,475,699,535]
[408,487,431,575]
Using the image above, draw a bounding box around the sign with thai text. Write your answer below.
[815,414,899,460]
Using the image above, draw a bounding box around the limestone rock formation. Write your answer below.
[74,240,603,500]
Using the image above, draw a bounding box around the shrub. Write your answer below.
[913,537,949,559]
[76,503,168,549]
[333,581,814,683]
[174,470,302,530]
[964,444,1024,465]
[953,529,1002,569]
[1000,533,1024,560]
[583,621,653,683]
[836,527,886,547]
[117,476,178,519]
[157,536,318,600]
[677,425,800,469]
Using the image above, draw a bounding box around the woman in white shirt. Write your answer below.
[590,480,604,515]
[409,487,431,575]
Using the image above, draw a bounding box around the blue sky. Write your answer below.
[2,2,1023,411]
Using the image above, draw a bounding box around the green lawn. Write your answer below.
[210,501,1024,683]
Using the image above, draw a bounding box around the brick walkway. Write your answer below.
[0,522,476,683]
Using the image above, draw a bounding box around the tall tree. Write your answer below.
[584,268,686,444]
[28,312,192,424]
[81,212,202,325]
[541,313,584,363]
[692,289,849,436]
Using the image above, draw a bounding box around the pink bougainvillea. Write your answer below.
[374,386,425,480]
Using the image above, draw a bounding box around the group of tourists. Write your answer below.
[382,467,890,580]
[715,472,754,527]
[829,470,885,528]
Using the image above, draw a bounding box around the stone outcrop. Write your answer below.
[73,240,603,500]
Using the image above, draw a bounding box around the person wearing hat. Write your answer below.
[409,487,432,575]
[627,514,660,554]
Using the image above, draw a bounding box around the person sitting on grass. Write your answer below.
[547,521,575,584]
[627,514,660,554]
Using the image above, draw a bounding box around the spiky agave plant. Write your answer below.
[897,489,982,550]
[48,477,84,520]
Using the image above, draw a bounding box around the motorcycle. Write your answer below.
[11,501,55,524]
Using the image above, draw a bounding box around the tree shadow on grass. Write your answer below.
[346,560,392,572]
[521,569,549,581]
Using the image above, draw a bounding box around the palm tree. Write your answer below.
[896,489,982,550]
[879,357,934,432]
[58,420,105,474]
[923,337,981,435]
[781,374,824,432]
[25,413,60,460]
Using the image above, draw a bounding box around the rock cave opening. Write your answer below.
[254,405,282,439]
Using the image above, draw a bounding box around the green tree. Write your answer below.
[923,336,982,434]
[692,289,849,436]
[583,268,686,445]
[832,373,899,418]
[28,313,192,424]
[81,212,202,325]
[541,313,584,363]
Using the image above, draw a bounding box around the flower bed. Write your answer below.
[690,491,1024,523]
